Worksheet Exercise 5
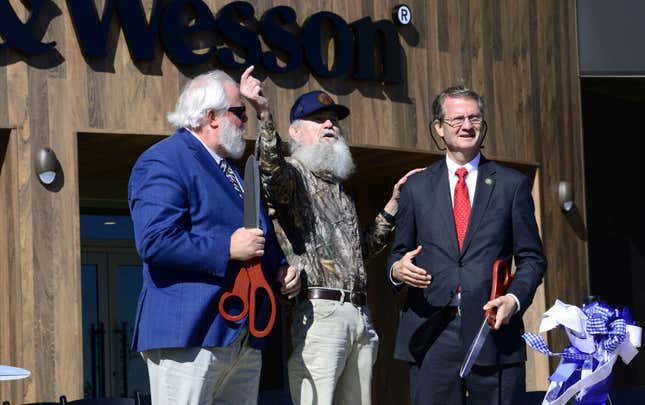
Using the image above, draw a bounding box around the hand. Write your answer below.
[278,265,301,299]
[383,167,425,214]
[240,65,269,117]
[392,245,431,288]
[229,227,265,261]
[483,295,518,330]
[392,167,425,201]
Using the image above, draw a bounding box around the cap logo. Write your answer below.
[317,92,334,105]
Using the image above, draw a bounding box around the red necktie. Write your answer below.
[454,168,471,251]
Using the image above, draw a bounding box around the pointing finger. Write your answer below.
[242,65,254,80]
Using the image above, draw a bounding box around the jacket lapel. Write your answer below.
[460,156,495,256]
[430,162,461,257]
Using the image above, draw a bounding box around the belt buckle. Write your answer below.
[339,289,345,305]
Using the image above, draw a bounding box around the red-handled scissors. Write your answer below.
[218,155,277,338]
[218,257,277,338]
[459,259,514,377]
[485,258,514,327]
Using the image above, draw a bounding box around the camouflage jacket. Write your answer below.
[256,120,395,292]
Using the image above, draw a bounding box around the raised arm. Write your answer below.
[240,65,301,207]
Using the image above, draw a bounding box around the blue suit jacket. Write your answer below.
[387,156,546,365]
[128,128,283,351]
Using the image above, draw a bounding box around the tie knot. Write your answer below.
[456,167,468,180]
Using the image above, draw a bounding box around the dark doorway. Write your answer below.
[581,77,645,388]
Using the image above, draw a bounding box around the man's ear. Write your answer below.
[288,124,299,141]
[433,120,444,138]
[208,110,219,129]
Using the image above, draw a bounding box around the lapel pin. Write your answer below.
[485,178,493,185]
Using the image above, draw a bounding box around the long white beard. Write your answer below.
[291,135,355,181]
[219,118,247,160]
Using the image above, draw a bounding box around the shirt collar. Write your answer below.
[446,152,481,176]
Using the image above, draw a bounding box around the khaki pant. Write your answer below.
[288,299,379,405]
[142,327,261,405]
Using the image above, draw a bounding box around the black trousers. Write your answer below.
[409,315,526,405]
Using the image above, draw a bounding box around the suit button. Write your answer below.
[458,261,464,268]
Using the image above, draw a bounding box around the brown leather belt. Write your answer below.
[307,288,367,306]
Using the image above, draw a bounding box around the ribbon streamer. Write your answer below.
[522,299,641,405]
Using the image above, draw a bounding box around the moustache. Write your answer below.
[321,129,340,139]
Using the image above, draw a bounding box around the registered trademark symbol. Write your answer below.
[392,4,412,26]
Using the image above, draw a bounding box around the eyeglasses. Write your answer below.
[227,106,247,123]
[442,114,483,128]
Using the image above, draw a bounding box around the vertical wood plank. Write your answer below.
[0,130,26,404]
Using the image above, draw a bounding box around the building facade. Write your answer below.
[0,1,594,403]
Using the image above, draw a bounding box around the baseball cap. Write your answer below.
[289,90,350,123]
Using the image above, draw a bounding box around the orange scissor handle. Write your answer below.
[218,258,277,338]
[246,259,277,338]
[485,259,514,327]
[219,266,251,322]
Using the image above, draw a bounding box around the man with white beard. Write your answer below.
[240,66,421,405]
[128,70,300,405]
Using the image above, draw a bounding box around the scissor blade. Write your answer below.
[243,155,260,229]
[459,318,491,378]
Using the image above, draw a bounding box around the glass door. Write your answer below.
[81,215,148,398]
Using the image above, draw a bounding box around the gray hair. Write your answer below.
[167,70,236,129]
[431,85,485,122]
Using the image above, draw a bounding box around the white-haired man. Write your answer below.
[128,70,300,405]
[240,66,421,405]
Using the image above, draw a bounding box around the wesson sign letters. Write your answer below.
[0,0,409,83]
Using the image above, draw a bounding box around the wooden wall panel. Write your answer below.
[0,0,587,403]
[0,65,8,127]
[531,1,589,359]
[525,170,549,391]
[0,131,27,404]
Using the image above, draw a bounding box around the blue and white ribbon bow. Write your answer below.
[522,299,641,405]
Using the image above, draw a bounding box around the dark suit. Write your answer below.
[387,155,546,404]
[128,128,283,352]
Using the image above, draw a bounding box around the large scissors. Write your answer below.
[218,155,277,338]
[459,258,514,377]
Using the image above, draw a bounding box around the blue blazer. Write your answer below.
[387,156,546,365]
[128,128,283,351]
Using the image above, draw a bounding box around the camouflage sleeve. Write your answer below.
[360,212,396,261]
[257,120,300,208]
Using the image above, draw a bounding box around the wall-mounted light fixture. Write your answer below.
[558,181,573,212]
[35,147,58,185]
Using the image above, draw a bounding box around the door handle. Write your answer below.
[113,321,128,396]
